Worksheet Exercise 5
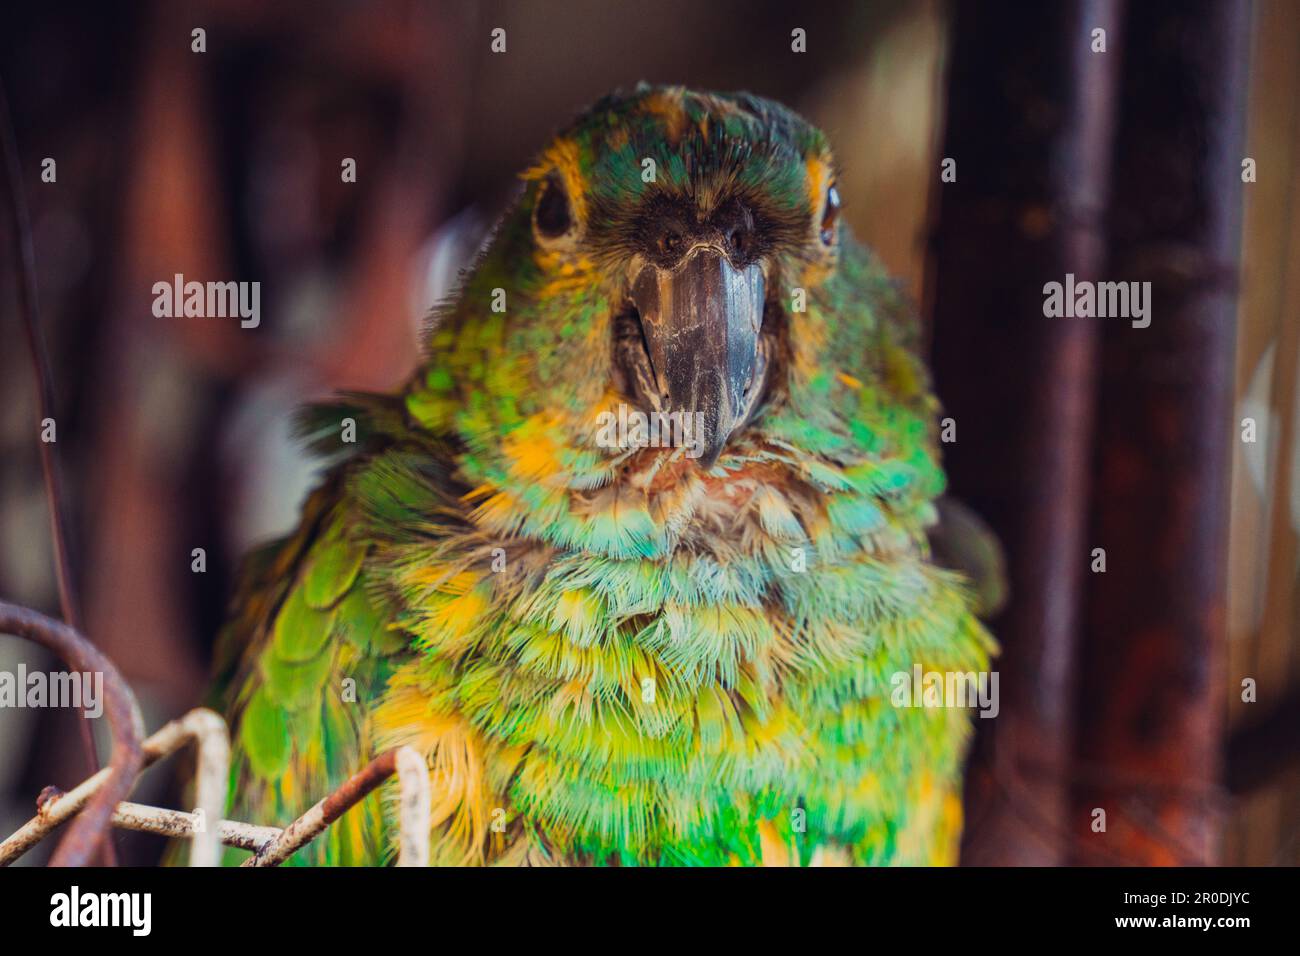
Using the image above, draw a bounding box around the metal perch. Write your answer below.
[0,600,144,867]
[0,599,432,867]
[0,675,432,867]
[0,707,226,866]
[242,747,429,867]
[110,802,282,855]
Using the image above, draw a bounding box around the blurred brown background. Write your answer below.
[0,0,1295,865]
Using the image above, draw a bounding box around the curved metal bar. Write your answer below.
[0,600,145,866]
[243,747,431,867]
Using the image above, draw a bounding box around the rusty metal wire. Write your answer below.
[395,747,431,866]
[0,677,432,867]
[0,600,145,866]
[0,708,210,866]
[110,801,282,854]
[1,77,110,869]
[151,708,231,866]
[242,747,428,867]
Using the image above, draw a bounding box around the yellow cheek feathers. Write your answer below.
[805,154,834,220]
[523,136,589,226]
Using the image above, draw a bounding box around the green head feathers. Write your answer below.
[407,84,946,561]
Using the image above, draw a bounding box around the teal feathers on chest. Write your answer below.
[360,442,990,865]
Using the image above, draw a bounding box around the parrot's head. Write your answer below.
[518,86,842,468]
[410,85,942,559]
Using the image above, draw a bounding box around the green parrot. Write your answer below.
[206,85,997,867]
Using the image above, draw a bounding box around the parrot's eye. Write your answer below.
[533,172,574,242]
[820,183,841,245]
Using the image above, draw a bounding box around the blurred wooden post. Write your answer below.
[1070,0,1249,865]
[925,0,1123,864]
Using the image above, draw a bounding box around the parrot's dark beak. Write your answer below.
[630,245,764,467]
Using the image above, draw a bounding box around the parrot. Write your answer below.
[204,84,999,867]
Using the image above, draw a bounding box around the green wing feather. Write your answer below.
[201,395,460,866]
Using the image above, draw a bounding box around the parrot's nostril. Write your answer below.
[712,200,756,264]
[727,228,745,255]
